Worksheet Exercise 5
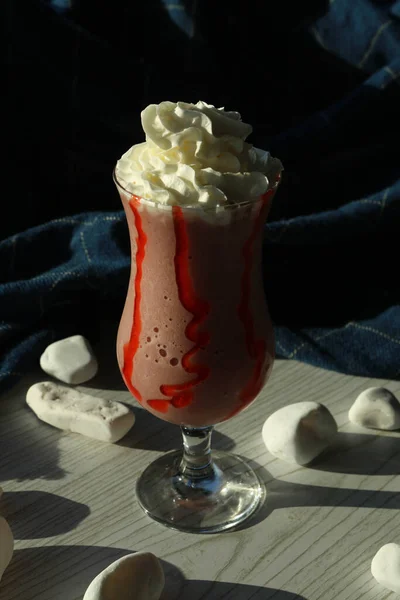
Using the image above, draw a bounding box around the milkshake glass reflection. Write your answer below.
[115,101,282,532]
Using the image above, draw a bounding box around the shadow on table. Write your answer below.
[1,545,307,600]
[118,407,236,452]
[239,455,400,531]
[163,579,309,599]
[1,546,139,600]
[1,491,90,539]
[0,398,66,482]
[311,430,400,476]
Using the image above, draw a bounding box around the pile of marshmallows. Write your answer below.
[262,389,400,596]
[1,333,400,598]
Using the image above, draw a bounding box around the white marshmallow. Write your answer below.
[349,387,400,430]
[83,552,165,600]
[371,543,400,594]
[0,516,14,582]
[26,382,135,443]
[40,335,98,384]
[262,401,337,465]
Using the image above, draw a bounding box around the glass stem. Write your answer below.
[179,426,214,480]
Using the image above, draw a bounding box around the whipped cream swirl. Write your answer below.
[116,101,282,206]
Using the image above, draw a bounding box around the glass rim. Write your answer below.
[113,166,281,212]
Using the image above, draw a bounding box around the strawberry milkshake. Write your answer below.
[114,101,282,533]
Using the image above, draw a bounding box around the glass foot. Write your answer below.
[136,449,265,533]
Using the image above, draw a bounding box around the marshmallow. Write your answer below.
[0,517,13,582]
[83,552,165,600]
[40,335,98,384]
[262,402,337,465]
[26,382,135,443]
[371,543,400,594]
[349,387,400,430]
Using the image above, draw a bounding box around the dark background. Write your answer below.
[3,0,369,239]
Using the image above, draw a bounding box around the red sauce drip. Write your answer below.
[148,205,210,412]
[122,196,147,402]
[170,391,192,409]
[147,399,169,413]
[235,190,274,415]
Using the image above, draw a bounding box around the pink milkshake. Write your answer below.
[115,101,282,427]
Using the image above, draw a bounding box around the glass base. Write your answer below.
[136,449,265,533]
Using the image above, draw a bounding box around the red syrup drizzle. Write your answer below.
[147,206,211,413]
[122,196,147,403]
[231,188,276,418]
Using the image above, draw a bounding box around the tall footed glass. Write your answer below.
[114,170,280,533]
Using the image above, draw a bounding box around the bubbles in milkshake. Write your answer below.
[142,317,188,366]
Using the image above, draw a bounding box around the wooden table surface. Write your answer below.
[1,343,400,600]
